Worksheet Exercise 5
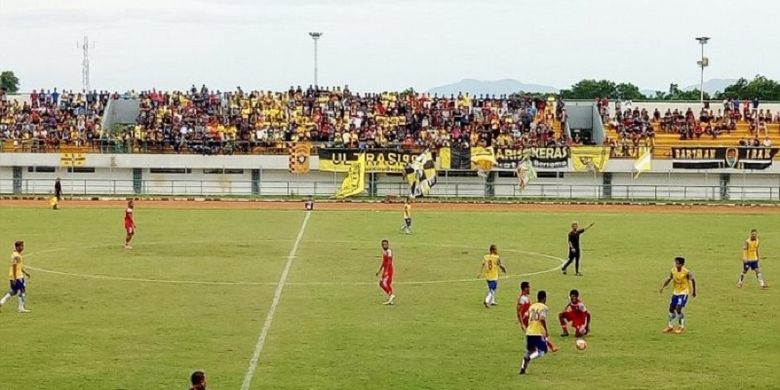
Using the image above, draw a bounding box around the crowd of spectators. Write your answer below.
[0,88,111,151]
[6,86,779,155]
[129,85,570,154]
[1,86,574,154]
[605,97,779,148]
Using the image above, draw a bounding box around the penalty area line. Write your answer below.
[240,210,311,390]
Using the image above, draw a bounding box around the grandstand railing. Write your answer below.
[2,178,778,201]
[3,139,779,161]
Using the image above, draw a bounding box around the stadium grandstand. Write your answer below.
[4,86,780,159]
[2,86,569,155]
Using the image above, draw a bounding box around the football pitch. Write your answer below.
[0,202,778,389]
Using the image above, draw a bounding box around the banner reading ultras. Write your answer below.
[671,147,779,170]
[494,146,570,169]
[318,148,420,172]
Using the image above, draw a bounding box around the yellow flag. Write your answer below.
[571,146,610,172]
[438,147,451,170]
[470,146,497,177]
[633,148,652,179]
[334,153,366,199]
[405,151,437,197]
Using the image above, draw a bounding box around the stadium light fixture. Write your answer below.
[309,32,323,88]
[695,36,710,106]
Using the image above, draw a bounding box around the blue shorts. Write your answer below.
[670,294,688,308]
[526,335,548,353]
[9,279,25,294]
[404,218,412,226]
[743,261,759,271]
[487,280,498,290]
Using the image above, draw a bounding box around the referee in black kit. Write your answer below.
[561,221,594,276]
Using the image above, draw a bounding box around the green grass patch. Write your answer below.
[0,208,777,389]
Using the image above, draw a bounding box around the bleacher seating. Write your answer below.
[604,103,780,158]
[3,86,779,158]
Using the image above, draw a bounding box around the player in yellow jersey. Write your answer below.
[520,290,549,375]
[0,241,31,313]
[659,257,697,334]
[738,229,767,289]
[476,244,506,308]
[400,198,412,234]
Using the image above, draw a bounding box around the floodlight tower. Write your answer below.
[695,36,710,106]
[308,32,323,88]
[77,35,95,92]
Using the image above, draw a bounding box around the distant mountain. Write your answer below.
[682,78,738,94]
[427,79,558,96]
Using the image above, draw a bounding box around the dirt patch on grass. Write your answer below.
[2,197,780,214]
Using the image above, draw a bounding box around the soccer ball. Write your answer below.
[575,338,588,350]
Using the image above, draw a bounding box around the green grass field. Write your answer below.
[0,205,778,389]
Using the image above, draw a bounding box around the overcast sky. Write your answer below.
[1,0,778,93]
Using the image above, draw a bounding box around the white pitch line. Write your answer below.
[24,248,564,287]
[23,266,278,286]
[240,210,311,390]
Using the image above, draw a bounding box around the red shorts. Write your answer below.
[381,272,393,286]
[561,311,587,329]
[125,224,134,234]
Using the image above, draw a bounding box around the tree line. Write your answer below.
[3,70,780,101]
[558,75,780,101]
[0,71,20,94]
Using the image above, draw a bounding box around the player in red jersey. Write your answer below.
[375,239,396,305]
[517,281,558,351]
[124,200,136,249]
[558,289,591,337]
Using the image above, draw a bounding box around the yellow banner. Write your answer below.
[470,146,497,176]
[334,153,366,199]
[571,146,610,172]
[318,148,418,173]
[60,153,86,167]
[438,147,451,170]
[288,143,311,174]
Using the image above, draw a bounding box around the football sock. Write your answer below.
[529,350,545,360]
[667,312,676,327]
[18,292,26,309]
[0,293,9,305]
[757,273,765,287]
[489,289,496,303]
[484,292,491,304]
[738,274,745,284]
[677,313,685,327]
